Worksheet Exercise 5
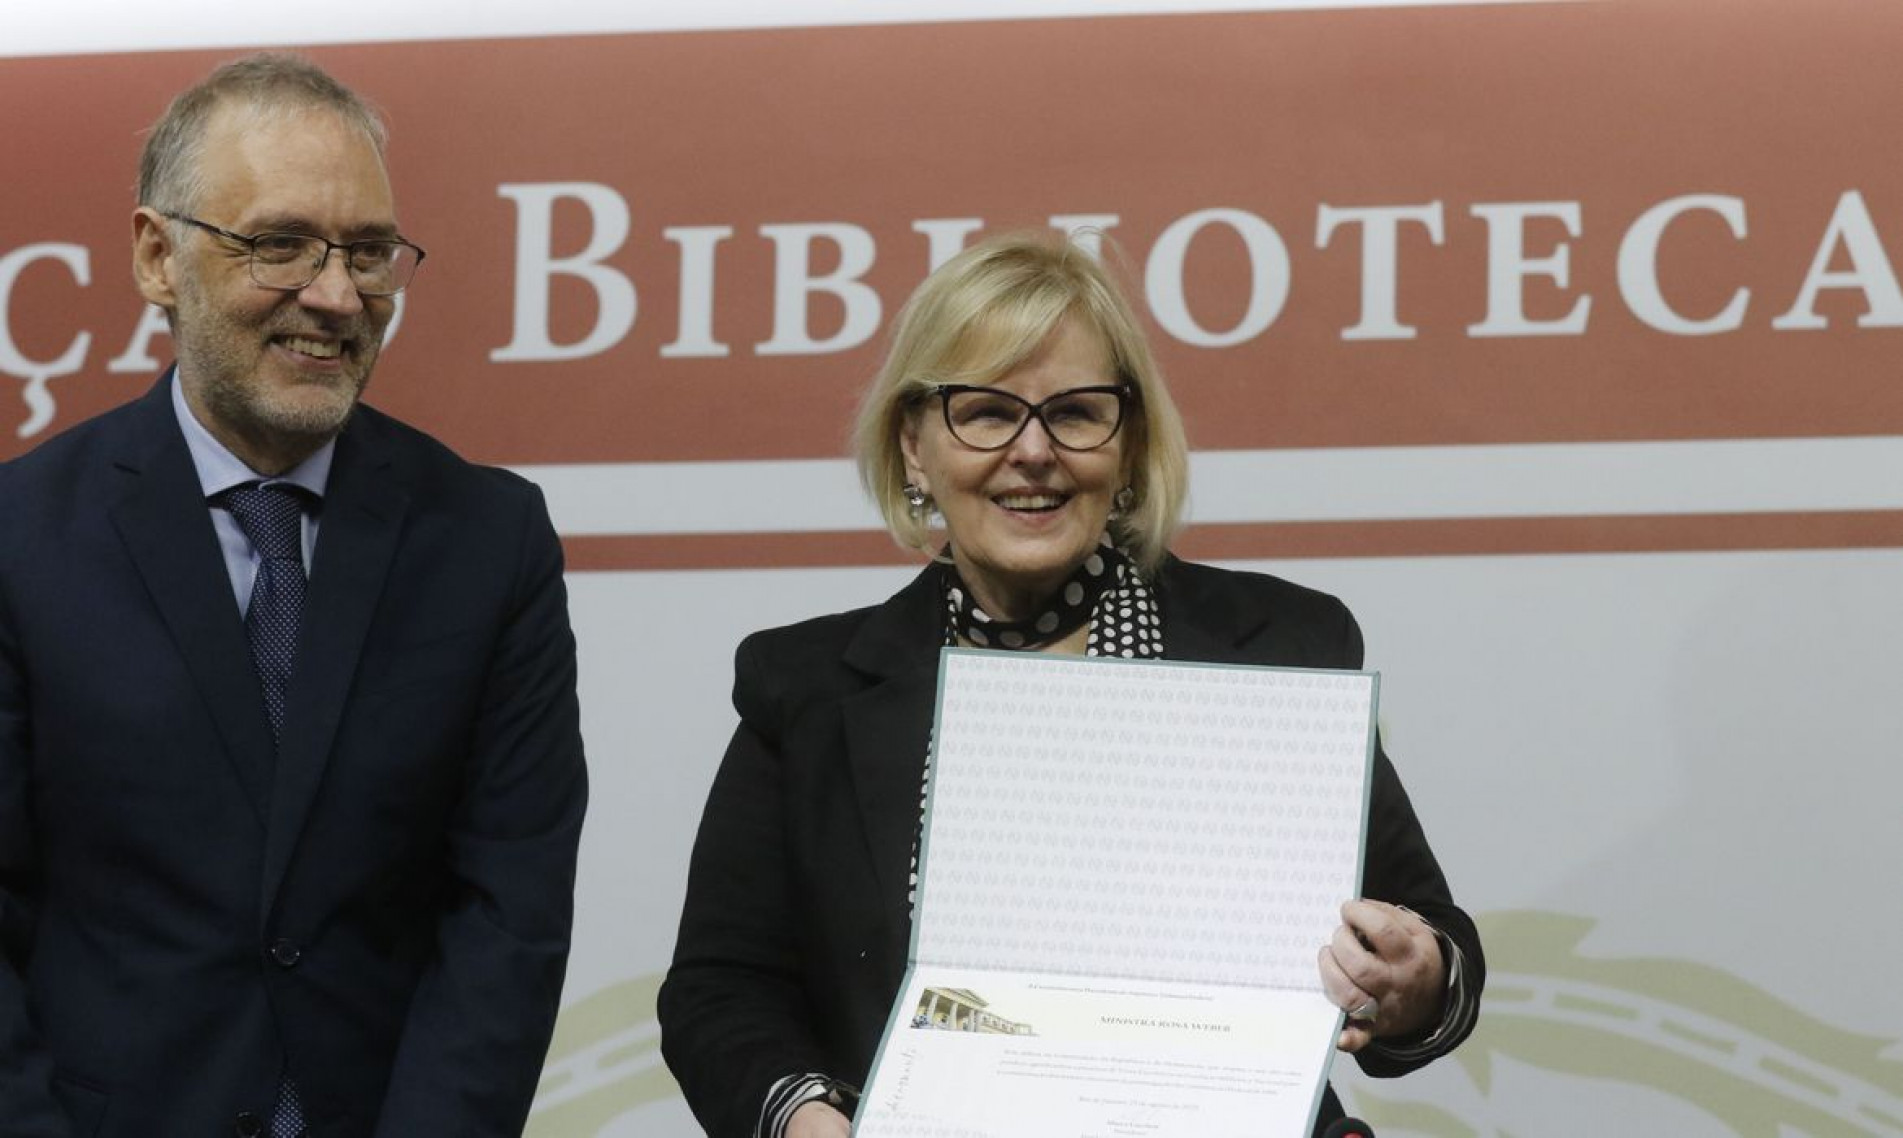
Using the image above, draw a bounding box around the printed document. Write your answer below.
[855,650,1377,1138]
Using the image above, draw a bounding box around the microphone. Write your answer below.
[1323,1119,1375,1138]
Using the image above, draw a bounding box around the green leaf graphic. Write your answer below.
[1449,911,1903,1137]
[526,971,677,1136]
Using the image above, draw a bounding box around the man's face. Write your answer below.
[135,103,398,470]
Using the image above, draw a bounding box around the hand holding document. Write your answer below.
[854,650,1378,1138]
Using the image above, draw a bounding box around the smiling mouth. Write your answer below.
[279,335,343,361]
[994,492,1068,512]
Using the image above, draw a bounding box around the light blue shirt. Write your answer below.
[170,371,333,614]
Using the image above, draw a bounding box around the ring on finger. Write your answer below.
[1348,996,1380,1024]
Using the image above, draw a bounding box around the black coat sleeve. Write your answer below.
[1329,600,1486,1077]
[659,635,836,1138]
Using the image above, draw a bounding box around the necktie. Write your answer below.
[219,483,310,1138]
[267,1080,305,1138]
[220,483,309,745]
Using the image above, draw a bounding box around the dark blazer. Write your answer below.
[660,558,1482,1138]
[0,377,588,1137]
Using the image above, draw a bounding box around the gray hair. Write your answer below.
[138,52,388,215]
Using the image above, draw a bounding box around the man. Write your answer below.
[0,54,588,1136]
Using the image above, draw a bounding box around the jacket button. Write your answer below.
[267,939,302,968]
[234,1111,264,1136]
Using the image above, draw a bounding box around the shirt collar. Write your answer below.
[171,368,334,501]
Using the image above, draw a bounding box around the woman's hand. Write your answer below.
[788,1100,853,1138]
[1317,898,1445,1052]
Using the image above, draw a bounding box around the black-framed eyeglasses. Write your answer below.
[164,213,427,297]
[928,384,1132,452]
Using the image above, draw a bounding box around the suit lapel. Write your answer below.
[1158,557,1270,664]
[107,378,277,824]
[261,414,408,910]
[839,566,944,946]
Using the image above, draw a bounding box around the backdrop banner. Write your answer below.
[3,3,1899,1135]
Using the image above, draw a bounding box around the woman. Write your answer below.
[659,232,1483,1138]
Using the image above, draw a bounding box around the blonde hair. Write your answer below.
[853,231,1188,575]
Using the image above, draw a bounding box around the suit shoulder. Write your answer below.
[735,601,885,677]
[0,395,145,481]
[0,398,152,541]
[352,404,545,506]
[1159,557,1353,623]
[721,603,885,733]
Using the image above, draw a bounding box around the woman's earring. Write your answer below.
[1110,485,1137,519]
[903,482,932,521]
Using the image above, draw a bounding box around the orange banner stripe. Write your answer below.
[560,511,1903,572]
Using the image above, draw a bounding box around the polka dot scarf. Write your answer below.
[940,544,1162,656]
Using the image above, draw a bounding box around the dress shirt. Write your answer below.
[170,371,331,611]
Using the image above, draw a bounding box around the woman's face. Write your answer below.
[901,314,1129,620]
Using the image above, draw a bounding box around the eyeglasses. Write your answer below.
[929,384,1132,452]
[164,213,427,297]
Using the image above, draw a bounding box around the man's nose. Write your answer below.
[296,249,365,315]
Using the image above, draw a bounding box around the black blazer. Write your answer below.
[660,558,1483,1138]
[0,376,588,1137]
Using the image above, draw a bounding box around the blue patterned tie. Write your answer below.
[267,1079,305,1138]
[220,483,308,745]
[219,483,310,1138]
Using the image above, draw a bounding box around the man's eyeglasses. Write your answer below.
[928,384,1132,452]
[164,213,426,297]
